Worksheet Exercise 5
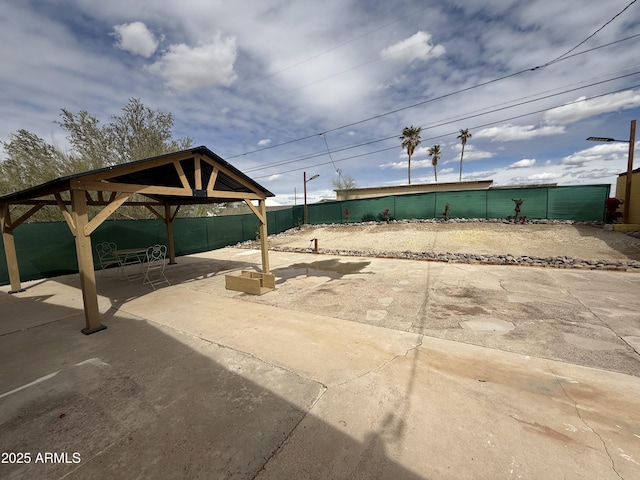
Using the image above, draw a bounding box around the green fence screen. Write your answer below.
[0,184,610,285]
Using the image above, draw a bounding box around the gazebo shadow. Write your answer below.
[0,277,425,480]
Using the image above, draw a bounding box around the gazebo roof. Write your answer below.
[0,146,274,206]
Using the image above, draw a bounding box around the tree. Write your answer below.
[332,168,357,199]
[0,98,194,221]
[428,144,441,182]
[457,128,472,182]
[399,125,421,185]
[0,130,66,195]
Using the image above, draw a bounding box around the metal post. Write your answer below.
[623,119,636,224]
[303,171,308,224]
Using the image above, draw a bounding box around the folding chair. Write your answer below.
[143,244,170,290]
[95,242,122,275]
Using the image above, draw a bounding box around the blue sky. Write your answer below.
[1,0,640,205]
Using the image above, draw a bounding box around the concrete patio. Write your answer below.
[1,247,639,479]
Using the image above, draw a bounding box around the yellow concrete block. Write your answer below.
[225,271,275,295]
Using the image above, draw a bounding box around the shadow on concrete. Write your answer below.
[270,258,372,285]
[0,286,426,479]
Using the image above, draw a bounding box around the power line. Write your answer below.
[244,69,640,174]
[228,32,640,159]
[540,0,638,68]
[252,83,640,179]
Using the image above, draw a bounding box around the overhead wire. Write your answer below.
[243,69,640,174]
[536,0,638,69]
[251,82,640,180]
[228,32,640,159]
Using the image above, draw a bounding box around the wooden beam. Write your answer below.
[194,156,202,190]
[173,160,191,189]
[207,165,219,190]
[258,199,270,274]
[145,205,165,222]
[54,193,77,236]
[82,151,196,182]
[84,193,131,236]
[9,203,45,229]
[171,205,181,222]
[199,154,263,196]
[71,189,105,335]
[243,198,265,224]
[74,179,264,200]
[13,199,165,207]
[1,204,23,292]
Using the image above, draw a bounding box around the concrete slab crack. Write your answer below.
[550,369,623,479]
[250,386,328,480]
[566,290,640,360]
[332,335,424,389]
[141,317,329,390]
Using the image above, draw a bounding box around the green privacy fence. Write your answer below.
[0,184,609,285]
[309,184,611,224]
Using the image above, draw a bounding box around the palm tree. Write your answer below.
[399,126,421,185]
[457,128,472,182]
[428,144,441,182]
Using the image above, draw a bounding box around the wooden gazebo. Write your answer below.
[0,146,274,334]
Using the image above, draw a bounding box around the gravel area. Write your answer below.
[238,219,640,271]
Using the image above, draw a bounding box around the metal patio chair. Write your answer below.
[143,244,170,290]
[95,242,122,275]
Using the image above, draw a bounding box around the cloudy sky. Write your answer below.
[2,0,640,205]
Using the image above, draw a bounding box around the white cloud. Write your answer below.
[380,31,445,63]
[147,35,237,92]
[112,22,159,58]
[475,123,565,141]
[509,172,562,184]
[544,90,640,124]
[447,144,494,162]
[561,143,630,167]
[527,172,560,180]
[508,159,536,169]
[267,174,282,181]
[439,167,454,174]
[257,138,271,146]
[380,159,432,170]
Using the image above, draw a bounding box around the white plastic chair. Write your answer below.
[95,242,122,275]
[143,244,170,289]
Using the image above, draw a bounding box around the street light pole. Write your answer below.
[586,119,636,224]
[624,119,636,224]
[303,171,319,224]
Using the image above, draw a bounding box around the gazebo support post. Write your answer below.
[259,199,270,274]
[1,204,24,293]
[165,203,177,264]
[71,189,106,335]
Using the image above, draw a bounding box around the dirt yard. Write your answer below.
[263,222,640,262]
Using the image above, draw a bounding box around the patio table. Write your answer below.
[115,247,148,280]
